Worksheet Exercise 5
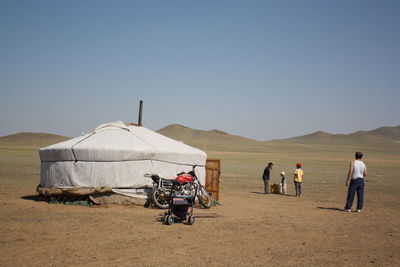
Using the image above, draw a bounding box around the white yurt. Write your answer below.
[38,121,207,204]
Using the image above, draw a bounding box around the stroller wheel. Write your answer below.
[187,215,195,225]
[163,212,169,223]
[166,215,174,225]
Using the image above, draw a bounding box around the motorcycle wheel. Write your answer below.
[151,185,169,209]
[198,187,213,209]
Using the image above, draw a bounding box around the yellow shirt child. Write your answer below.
[294,163,304,197]
[294,168,304,182]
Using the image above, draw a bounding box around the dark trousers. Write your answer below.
[345,178,364,210]
[263,179,270,194]
[294,182,302,196]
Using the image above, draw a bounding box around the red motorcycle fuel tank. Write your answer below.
[175,173,193,183]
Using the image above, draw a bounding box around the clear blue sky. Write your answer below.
[1,0,399,140]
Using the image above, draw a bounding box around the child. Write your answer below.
[280,171,287,194]
[294,163,304,197]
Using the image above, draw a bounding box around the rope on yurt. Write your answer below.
[71,132,96,162]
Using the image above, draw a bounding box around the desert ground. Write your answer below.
[0,143,399,266]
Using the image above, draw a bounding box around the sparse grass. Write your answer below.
[208,145,400,194]
[0,142,399,266]
[0,147,40,189]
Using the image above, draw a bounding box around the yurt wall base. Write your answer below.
[36,185,151,206]
[89,193,148,206]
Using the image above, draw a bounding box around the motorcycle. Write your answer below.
[147,165,213,209]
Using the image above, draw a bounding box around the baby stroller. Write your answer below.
[163,173,197,225]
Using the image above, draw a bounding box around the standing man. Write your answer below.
[262,162,273,194]
[344,152,367,212]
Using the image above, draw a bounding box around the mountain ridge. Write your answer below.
[1,124,399,149]
[157,124,400,149]
[280,125,400,146]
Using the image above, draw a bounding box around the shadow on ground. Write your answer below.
[21,195,93,206]
[250,192,297,197]
[250,191,266,195]
[21,195,47,202]
[317,207,343,212]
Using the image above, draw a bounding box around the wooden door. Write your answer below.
[205,159,221,200]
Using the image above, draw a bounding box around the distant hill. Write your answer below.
[157,124,262,152]
[352,126,400,141]
[0,132,70,147]
[276,125,400,147]
[158,124,400,151]
[2,124,398,151]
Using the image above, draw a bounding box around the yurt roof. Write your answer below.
[39,121,206,165]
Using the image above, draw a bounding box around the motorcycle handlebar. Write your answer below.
[144,173,159,178]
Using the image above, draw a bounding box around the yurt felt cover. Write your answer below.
[39,121,207,196]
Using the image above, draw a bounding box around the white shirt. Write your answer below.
[352,160,365,179]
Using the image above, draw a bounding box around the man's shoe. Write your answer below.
[356,209,361,212]
[344,209,351,212]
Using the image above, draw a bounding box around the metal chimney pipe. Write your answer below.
[138,100,143,126]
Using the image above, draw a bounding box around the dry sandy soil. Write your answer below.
[0,145,399,266]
